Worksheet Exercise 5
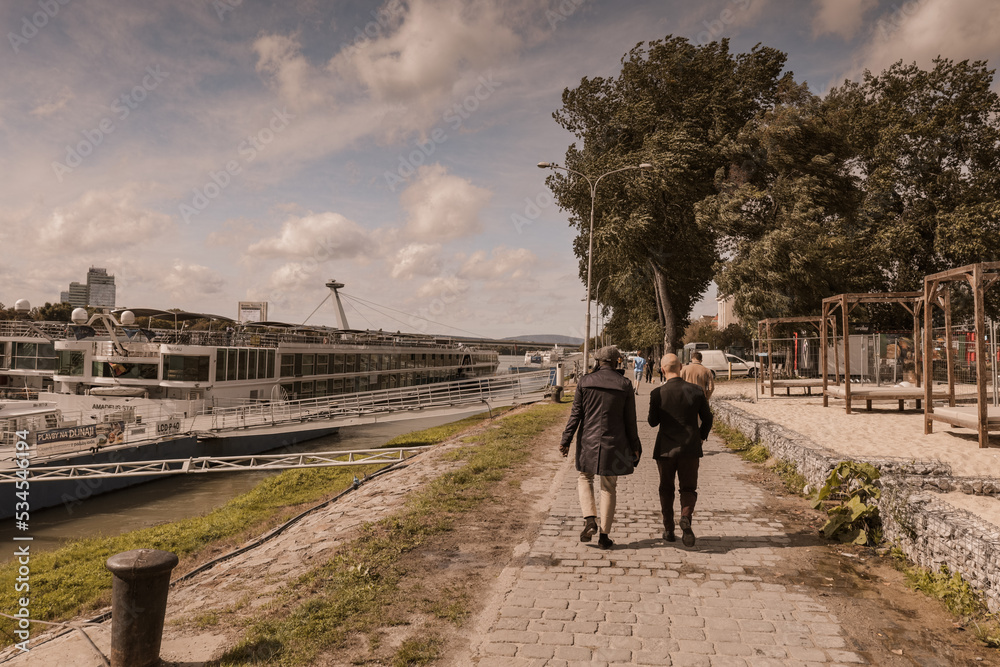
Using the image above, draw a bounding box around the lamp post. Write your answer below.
[537,161,653,372]
[594,276,606,351]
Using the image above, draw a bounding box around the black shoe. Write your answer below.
[597,533,614,550]
[580,516,598,542]
[680,517,695,547]
[663,530,676,542]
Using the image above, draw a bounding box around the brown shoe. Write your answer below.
[663,530,676,542]
[680,516,695,547]
[597,533,614,550]
[580,516,598,542]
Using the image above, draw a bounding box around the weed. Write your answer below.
[811,461,882,545]
[392,637,440,666]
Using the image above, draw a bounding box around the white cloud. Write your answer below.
[246,212,374,260]
[401,164,492,241]
[853,0,1000,78]
[161,263,226,300]
[811,0,876,39]
[253,33,336,112]
[36,189,173,255]
[30,87,74,117]
[389,243,442,279]
[459,246,536,280]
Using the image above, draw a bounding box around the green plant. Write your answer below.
[811,461,882,545]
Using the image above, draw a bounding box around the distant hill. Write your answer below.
[503,334,583,345]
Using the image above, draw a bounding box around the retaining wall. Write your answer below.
[714,399,1000,613]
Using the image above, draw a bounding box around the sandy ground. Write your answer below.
[713,381,1000,529]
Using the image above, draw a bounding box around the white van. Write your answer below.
[691,350,759,378]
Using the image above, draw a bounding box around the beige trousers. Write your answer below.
[578,472,618,534]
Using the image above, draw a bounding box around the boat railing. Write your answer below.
[0,321,72,339]
[196,370,552,431]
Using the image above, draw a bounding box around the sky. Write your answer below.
[1,0,998,340]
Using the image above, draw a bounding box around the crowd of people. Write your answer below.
[560,347,715,549]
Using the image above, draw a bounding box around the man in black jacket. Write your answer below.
[560,346,642,549]
[648,353,713,547]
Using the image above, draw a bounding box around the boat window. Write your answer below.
[391,354,400,370]
[293,354,302,376]
[344,377,355,393]
[302,354,315,376]
[57,350,85,376]
[266,350,275,378]
[333,378,343,394]
[357,376,368,392]
[164,355,210,382]
[300,381,313,398]
[315,379,327,395]
[237,349,249,380]
[345,354,356,374]
[216,350,226,381]
[248,349,258,380]
[333,354,344,374]
[227,349,238,381]
[317,354,329,374]
[358,354,369,373]
[257,350,269,379]
[280,354,294,378]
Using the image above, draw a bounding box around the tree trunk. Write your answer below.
[650,262,677,353]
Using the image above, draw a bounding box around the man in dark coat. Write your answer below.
[560,345,642,549]
[648,353,713,547]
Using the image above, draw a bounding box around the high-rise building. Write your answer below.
[86,267,116,308]
[66,282,89,308]
[60,268,117,308]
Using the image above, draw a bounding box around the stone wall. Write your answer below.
[714,399,1000,613]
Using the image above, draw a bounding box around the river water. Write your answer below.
[0,407,494,559]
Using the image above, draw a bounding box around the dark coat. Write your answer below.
[560,366,642,476]
[648,377,713,459]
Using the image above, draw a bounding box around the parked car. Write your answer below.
[696,350,759,378]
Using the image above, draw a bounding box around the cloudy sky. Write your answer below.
[1,0,997,339]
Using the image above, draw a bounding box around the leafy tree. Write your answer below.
[33,302,75,322]
[547,37,790,352]
[830,57,1000,290]
[698,82,874,323]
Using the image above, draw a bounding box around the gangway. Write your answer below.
[2,447,431,482]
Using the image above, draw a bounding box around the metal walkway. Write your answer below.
[3,447,431,482]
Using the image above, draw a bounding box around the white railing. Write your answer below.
[199,370,552,431]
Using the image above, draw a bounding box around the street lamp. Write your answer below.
[538,161,653,371]
[594,276,606,351]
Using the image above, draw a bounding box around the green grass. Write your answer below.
[215,400,571,666]
[0,408,513,646]
[381,407,513,448]
[713,422,806,493]
[890,548,1000,648]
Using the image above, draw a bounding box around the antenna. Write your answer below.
[325,280,350,330]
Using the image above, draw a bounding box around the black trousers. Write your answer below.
[655,456,700,531]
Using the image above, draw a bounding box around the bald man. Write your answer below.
[648,353,713,547]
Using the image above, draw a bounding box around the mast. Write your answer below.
[325,280,350,330]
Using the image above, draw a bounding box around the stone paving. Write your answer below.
[469,391,868,667]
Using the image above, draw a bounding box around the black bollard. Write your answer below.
[105,549,178,667]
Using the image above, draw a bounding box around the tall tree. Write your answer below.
[831,57,1000,289]
[698,82,873,323]
[547,37,790,352]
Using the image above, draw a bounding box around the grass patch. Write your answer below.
[214,400,570,666]
[773,460,807,494]
[392,637,440,666]
[0,408,512,646]
[381,408,513,448]
[714,422,806,492]
[889,547,1000,648]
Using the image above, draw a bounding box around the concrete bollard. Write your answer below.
[105,549,178,667]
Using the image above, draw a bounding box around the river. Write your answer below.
[0,407,494,559]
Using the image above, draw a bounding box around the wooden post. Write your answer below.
[821,306,828,407]
[923,279,935,434]
[767,321,774,397]
[944,287,955,407]
[842,294,852,414]
[974,264,988,448]
[913,300,922,388]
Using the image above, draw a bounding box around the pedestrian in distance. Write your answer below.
[632,354,645,393]
[648,353,713,547]
[680,350,715,399]
[560,345,642,550]
[645,357,654,384]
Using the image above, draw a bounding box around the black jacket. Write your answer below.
[648,377,713,459]
[560,366,642,476]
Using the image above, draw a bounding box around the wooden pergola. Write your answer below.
[821,292,924,414]
[756,316,832,396]
[923,262,1000,448]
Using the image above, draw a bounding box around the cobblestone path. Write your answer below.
[470,418,868,667]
